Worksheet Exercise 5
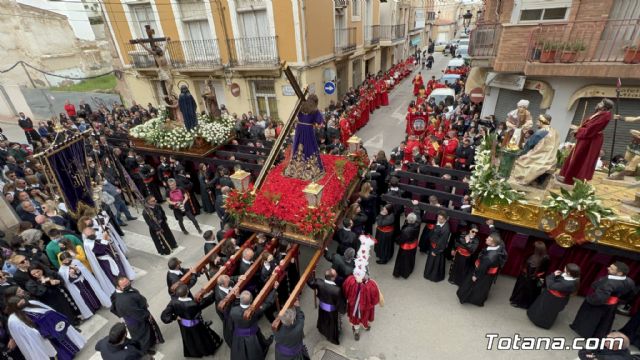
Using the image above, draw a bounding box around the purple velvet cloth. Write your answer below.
[292,111,324,170]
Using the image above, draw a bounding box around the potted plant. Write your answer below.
[540,180,614,245]
[540,41,559,63]
[560,41,585,63]
[623,44,640,64]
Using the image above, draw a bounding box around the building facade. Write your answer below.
[469,0,640,158]
[102,0,434,119]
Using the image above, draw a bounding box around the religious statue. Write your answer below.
[558,98,614,185]
[138,37,174,99]
[284,94,324,180]
[178,85,198,131]
[510,114,559,186]
[609,116,640,180]
[202,80,221,119]
[164,94,183,123]
[502,99,533,148]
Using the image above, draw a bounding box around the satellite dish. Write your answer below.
[323,68,336,83]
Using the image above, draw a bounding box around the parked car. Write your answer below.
[456,45,470,61]
[428,88,456,107]
[447,58,466,70]
[439,73,462,86]
[433,41,448,52]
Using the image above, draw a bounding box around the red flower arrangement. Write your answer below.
[225,189,255,221]
[247,154,360,236]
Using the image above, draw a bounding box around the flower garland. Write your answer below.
[129,112,235,150]
[469,133,525,206]
[296,204,336,236]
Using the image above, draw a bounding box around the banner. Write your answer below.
[46,139,94,214]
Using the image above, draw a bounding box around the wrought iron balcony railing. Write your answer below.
[229,36,279,66]
[380,24,406,42]
[365,25,380,46]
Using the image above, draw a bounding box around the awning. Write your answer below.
[464,67,487,94]
[485,72,526,91]
[567,85,640,109]
[411,36,421,46]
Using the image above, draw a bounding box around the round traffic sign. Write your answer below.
[230,83,241,97]
[324,81,336,95]
[469,87,484,104]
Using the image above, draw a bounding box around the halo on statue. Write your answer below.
[177,80,189,90]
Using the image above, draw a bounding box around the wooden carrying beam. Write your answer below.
[194,234,257,302]
[244,244,299,320]
[179,238,229,285]
[271,247,323,331]
[217,237,280,312]
[394,170,469,190]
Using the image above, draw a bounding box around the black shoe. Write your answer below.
[376,259,384,264]
[265,335,274,347]
[119,223,127,227]
[127,217,138,221]
[182,230,189,235]
[197,228,203,234]
[204,320,212,327]
[147,349,156,355]
[448,279,455,285]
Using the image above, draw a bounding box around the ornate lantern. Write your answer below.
[462,10,473,34]
[347,136,361,154]
[230,169,251,193]
[302,182,324,208]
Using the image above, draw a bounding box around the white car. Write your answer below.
[428,88,456,107]
[447,58,466,70]
[456,45,470,61]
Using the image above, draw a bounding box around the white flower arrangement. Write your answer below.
[469,133,525,206]
[130,112,235,150]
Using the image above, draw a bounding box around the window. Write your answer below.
[252,80,279,120]
[130,4,157,38]
[520,7,568,21]
[352,0,360,19]
[238,9,268,38]
[516,0,571,23]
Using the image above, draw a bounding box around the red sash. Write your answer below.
[456,247,471,257]
[606,296,619,305]
[475,259,499,275]
[548,289,567,298]
[430,241,437,249]
[143,177,154,183]
[163,171,172,177]
[426,224,435,230]
[377,225,394,233]
[400,240,418,250]
[23,128,35,131]
[457,158,467,164]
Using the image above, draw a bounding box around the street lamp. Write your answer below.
[462,10,473,34]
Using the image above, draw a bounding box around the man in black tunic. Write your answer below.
[230,289,276,360]
[454,137,474,171]
[274,299,310,360]
[95,322,150,360]
[457,231,508,306]
[324,247,355,284]
[142,195,177,255]
[448,225,479,285]
[423,211,450,282]
[166,257,198,298]
[374,204,396,264]
[160,284,222,358]
[214,274,236,347]
[527,263,580,329]
[138,157,164,202]
[307,269,345,345]
[335,219,358,256]
[110,276,164,354]
[17,112,40,145]
[571,261,636,339]
[393,203,421,279]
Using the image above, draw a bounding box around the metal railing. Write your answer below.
[526,19,640,63]
[335,27,356,54]
[229,36,279,66]
[124,39,222,69]
[380,24,406,42]
[365,25,380,46]
[469,23,501,57]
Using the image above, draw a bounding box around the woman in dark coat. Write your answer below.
[527,263,580,329]
[423,211,450,282]
[510,241,550,308]
[25,263,81,326]
[393,203,421,279]
[374,204,396,264]
[448,225,480,285]
[197,163,215,214]
[358,182,378,235]
[346,203,368,236]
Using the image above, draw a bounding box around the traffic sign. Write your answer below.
[324,81,336,95]
[469,87,485,104]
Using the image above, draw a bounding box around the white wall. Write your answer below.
[17,0,97,41]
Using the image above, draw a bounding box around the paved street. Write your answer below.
[1,54,630,360]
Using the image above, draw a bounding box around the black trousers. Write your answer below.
[173,207,200,232]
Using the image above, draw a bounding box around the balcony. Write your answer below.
[380,24,406,44]
[229,36,279,67]
[124,39,222,70]
[335,27,356,55]
[365,25,380,46]
[469,23,501,58]
[475,19,640,79]
[427,11,436,23]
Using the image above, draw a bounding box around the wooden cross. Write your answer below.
[130,25,172,98]
[252,62,308,191]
